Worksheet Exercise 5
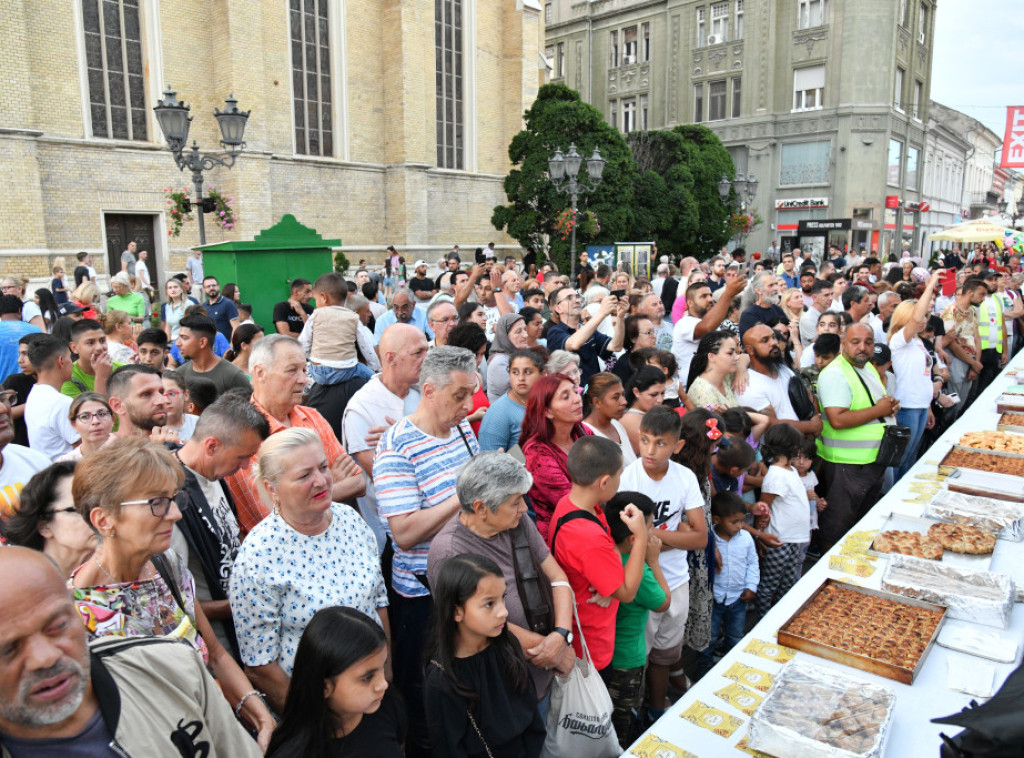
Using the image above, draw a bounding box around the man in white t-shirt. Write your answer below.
[0,389,49,518]
[24,336,79,460]
[737,325,822,436]
[342,324,427,553]
[672,276,747,384]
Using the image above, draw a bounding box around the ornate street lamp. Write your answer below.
[719,171,758,206]
[154,87,251,244]
[998,198,1024,228]
[548,143,606,281]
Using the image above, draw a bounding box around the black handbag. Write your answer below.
[933,658,1024,757]
[787,371,816,421]
[851,366,912,468]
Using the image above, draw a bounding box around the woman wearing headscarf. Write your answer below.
[486,313,530,402]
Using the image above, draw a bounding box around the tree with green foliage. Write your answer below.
[670,125,735,260]
[491,83,637,273]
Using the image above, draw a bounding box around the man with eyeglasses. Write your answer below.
[372,287,432,345]
[546,286,627,385]
[24,336,80,461]
[426,300,459,347]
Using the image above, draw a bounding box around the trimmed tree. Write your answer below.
[670,124,735,260]
[492,83,637,273]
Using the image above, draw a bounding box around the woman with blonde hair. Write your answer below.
[101,309,138,364]
[70,280,99,319]
[781,286,805,327]
[70,437,275,749]
[230,428,389,714]
[160,276,198,341]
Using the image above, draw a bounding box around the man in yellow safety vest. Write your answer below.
[815,324,899,551]
[976,269,1009,393]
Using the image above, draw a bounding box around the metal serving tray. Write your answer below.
[996,394,1024,413]
[997,412,1024,432]
[867,513,994,570]
[777,579,946,685]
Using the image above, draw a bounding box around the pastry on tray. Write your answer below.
[927,523,997,555]
[873,530,944,560]
[958,431,1024,455]
[998,412,1024,428]
[942,448,1024,476]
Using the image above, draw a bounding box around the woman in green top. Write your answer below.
[106,272,147,323]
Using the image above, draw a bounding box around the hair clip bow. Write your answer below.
[706,418,723,441]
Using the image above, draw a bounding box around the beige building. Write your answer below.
[1,0,545,286]
[546,0,937,256]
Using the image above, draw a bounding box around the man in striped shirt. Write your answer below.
[373,346,479,755]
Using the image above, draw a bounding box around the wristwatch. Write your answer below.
[554,626,573,645]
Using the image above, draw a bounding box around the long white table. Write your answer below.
[626,356,1024,757]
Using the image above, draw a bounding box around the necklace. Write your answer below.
[93,553,123,584]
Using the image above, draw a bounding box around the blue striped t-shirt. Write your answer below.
[373,417,478,598]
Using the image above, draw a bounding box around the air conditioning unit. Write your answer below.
[918,32,925,43]
[622,54,636,65]
[708,34,721,45]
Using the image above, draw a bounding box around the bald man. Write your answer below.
[736,325,822,437]
[0,547,260,756]
[815,324,897,550]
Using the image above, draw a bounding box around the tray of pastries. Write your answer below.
[957,431,1024,455]
[777,579,945,684]
[868,513,994,569]
[748,660,896,758]
[997,412,1024,431]
[996,394,1024,413]
[881,554,1015,630]
[939,446,1024,478]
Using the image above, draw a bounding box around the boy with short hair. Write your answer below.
[694,491,759,678]
[606,491,669,748]
[61,319,121,399]
[548,435,648,674]
[800,332,840,398]
[711,437,755,495]
[136,328,169,369]
[184,376,219,416]
[618,406,707,721]
[237,303,254,325]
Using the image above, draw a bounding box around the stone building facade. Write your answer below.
[1,0,545,287]
[545,0,936,256]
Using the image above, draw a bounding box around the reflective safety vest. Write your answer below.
[816,355,885,465]
[978,295,1004,353]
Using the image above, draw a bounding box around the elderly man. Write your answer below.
[0,547,262,757]
[816,324,897,551]
[372,286,431,345]
[546,286,626,385]
[426,299,459,347]
[373,346,480,756]
[226,334,365,535]
[842,284,875,325]
[871,291,901,345]
[651,262,671,297]
[672,276,747,382]
[171,395,270,657]
[639,292,674,350]
[502,268,524,310]
[737,325,823,436]
[343,323,428,553]
[799,279,835,347]
[428,452,576,699]
[739,272,788,337]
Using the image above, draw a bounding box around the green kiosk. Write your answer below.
[194,214,338,329]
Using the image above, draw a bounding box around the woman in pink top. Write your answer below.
[520,374,590,540]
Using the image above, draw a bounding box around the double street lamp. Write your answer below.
[153,87,251,245]
[998,198,1024,230]
[718,171,759,247]
[548,143,606,282]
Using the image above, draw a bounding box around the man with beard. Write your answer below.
[201,276,239,342]
[739,272,788,337]
[737,325,822,434]
[373,287,431,344]
[707,256,727,293]
[0,547,261,757]
[815,324,897,551]
[672,277,747,382]
[175,315,252,395]
[107,364,177,442]
[799,268,817,307]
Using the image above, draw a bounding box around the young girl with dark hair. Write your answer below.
[425,554,545,758]
[620,365,667,456]
[266,606,404,758]
[754,422,811,618]
[583,372,636,466]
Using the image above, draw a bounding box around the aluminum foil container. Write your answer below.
[881,555,1015,629]
[924,490,1024,542]
[748,660,896,758]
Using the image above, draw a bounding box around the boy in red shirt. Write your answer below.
[547,435,648,673]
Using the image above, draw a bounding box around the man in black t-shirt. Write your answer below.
[408,260,437,305]
[73,251,93,287]
[435,252,461,288]
[272,278,313,337]
[738,272,788,337]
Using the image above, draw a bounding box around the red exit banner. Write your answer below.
[1000,106,1024,168]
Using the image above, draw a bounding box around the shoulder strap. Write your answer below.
[150,552,190,622]
[509,520,554,635]
[849,363,885,423]
[456,425,475,458]
[549,509,605,566]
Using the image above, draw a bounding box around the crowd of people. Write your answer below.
[0,238,1020,756]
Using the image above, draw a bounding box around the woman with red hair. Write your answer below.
[520,373,590,540]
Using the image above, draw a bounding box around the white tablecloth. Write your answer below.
[626,356,1024,757]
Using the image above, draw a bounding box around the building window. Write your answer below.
[797,0,828,29]
[622,97,637,133]
[641,22,651,61]
[918,2,928,43]
[793,64,825,111]
[732,76,741,118]
[780,140,831,185]
[899,0,908,26]
[610,30,618,67]
[623,26,638,64]
[913,81,922,119]
[640,94,649,130]
[609,99,618,129]
[290,0,333,157]
[81,0,149,141]
[708,80,727,121]
[694,82,704,123]
[735,0,744,40]
[906,145,920,189]
[696,8,705,47]
[887,139,903,186]
[894,67,904,111]
[545,2,551,22]
[710,2,728,43]
[557,42,565,78]
[435,0,463,169]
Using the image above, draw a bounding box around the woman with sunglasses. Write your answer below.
[3,461,96,577]
[58,392,114,461]
[69,437,276,751]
